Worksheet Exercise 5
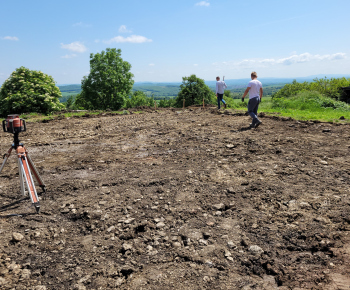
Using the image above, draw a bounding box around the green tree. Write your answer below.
[77,48,134,110]
[65,95,75,109]
[175,74,215,107]
[159,97,176,108]
[124,91,154,108]
[158,98,167,108]
[0,67,64,116]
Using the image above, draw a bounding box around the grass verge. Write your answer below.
[230,95,350,123]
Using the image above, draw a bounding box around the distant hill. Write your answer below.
[58,74,350,102]
[58,84,82,102]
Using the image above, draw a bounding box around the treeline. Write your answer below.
[59,83,283,103]
[63,77,350,110]
[60,84,282,108]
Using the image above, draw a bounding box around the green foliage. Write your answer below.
[340,87,350,103]
[229,95,350,122]
[219,90,247,109]
[175,74,215,107]
[158,98,176,108]
[0,66,64,116]
[124,91,155,108]
[77,48,134,110]
[73,93,89,110]
[272,78,350,100]
[270,78,350,121]
[65,95,75,109]
[272,91,350,111]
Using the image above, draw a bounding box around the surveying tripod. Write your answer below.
[0,115,46,213]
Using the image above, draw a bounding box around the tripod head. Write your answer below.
[2,114,26,134]
[2,115,27,148]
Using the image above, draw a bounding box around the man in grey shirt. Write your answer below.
[216,76,227,109]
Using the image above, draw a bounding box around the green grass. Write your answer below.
[261,107,350,122]
[229,94,350,123]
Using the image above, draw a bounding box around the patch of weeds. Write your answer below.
[116,110,130,115]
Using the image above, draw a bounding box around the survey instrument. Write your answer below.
[0,114,46,213]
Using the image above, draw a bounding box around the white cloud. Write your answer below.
[237,59,256,67]
[326,52,346,60]
[149,63,155,66]
[276,52,346,65]
[61,54,77,59]
[276,53,312,65]
[60,41,87,53]
[2,36,19,41]
[259,59,275,64]
[104,35,152,44]
[194,64,198,66]
[195,1,210,7]
[118,25,132,33]
[214,52,347,68]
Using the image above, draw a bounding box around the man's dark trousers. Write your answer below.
[248,96,260,124]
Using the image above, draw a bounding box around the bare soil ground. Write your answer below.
[0,107,349,290]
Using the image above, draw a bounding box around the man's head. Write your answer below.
[216,76,220,81]
[251,72,258,79]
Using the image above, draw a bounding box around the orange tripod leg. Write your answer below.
[17,146,40,213]
[24,147,46,192]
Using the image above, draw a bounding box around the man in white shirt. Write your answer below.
[216,76,227,109]
[242,72,263,128]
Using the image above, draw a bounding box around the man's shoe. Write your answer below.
[224,103,227,108]
[254,120,262,128]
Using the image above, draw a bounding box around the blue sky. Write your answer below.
[1,0,349,84]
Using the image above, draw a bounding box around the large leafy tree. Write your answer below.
[175,74,215,107]
[78,48,134,110]
[0,67,64,116]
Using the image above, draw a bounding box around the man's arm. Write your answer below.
[260,87,263,99]
[242,87,250,99]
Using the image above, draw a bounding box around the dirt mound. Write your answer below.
[0,108,349,289]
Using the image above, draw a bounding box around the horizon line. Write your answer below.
[57,74,350,86]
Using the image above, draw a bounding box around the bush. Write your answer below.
[272,78,350,101]
[124,91,155,109]
[0,67,64,116]
[158,98,176,108]
[175,74,216,107]
[272,91,350,111]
